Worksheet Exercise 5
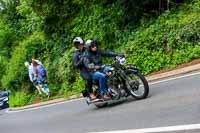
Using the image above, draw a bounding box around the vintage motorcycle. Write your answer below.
[82,56,149,108]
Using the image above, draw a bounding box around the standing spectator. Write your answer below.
[24,61,42,95]
[32,59,50,98]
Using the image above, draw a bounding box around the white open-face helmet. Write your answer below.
[85,39,97,51]
[85,39,92,46]
[73,37,84,48]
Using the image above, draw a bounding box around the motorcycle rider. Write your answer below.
[72,37,97,101]
[83,39,122,100]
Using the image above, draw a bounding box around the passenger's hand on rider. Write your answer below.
[88,63,101,70]
[94,65,101,70]
[88,63,95,69]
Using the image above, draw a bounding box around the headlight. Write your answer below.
[3,97,8,101]
[119,58,126,65]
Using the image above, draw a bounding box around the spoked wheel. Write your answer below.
[125,70,149,99]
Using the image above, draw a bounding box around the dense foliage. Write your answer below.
[0,0,199,107]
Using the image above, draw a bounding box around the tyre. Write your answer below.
[125,70,149,99]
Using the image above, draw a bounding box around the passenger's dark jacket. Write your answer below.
[72,48,84,69]
[72,47,91,79]
[72,47,93,93]
[83,48,119,73]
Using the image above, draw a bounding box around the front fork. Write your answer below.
[118,67,139,95]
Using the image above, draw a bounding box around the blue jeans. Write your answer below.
[92,65,110,94]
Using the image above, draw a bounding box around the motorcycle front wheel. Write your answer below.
[125,70,149,99]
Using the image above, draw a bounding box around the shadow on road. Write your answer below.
[91,94,153,111]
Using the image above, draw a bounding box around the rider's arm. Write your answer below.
[100,49,119,57]
[72,52,83,68]
[83,56,97,71]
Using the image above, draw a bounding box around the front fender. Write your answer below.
[126,65,138,74]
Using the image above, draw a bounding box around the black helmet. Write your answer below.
[73,37,84,48]
[85,39,97,51]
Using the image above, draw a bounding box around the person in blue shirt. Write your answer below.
[32,59,50,98]
[24,61,42,95]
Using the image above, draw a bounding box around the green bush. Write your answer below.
[124,1,200,74]
[9,91,31,107]
[0,56,7,87]
[0,21,15,58]
[2,32,45,91]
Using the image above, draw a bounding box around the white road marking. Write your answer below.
[6,71,200,113]
[6,98,84,113]
[90,123,200,133]
[149,71,200,85]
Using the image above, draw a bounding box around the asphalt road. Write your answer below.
[1,72,200,133]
